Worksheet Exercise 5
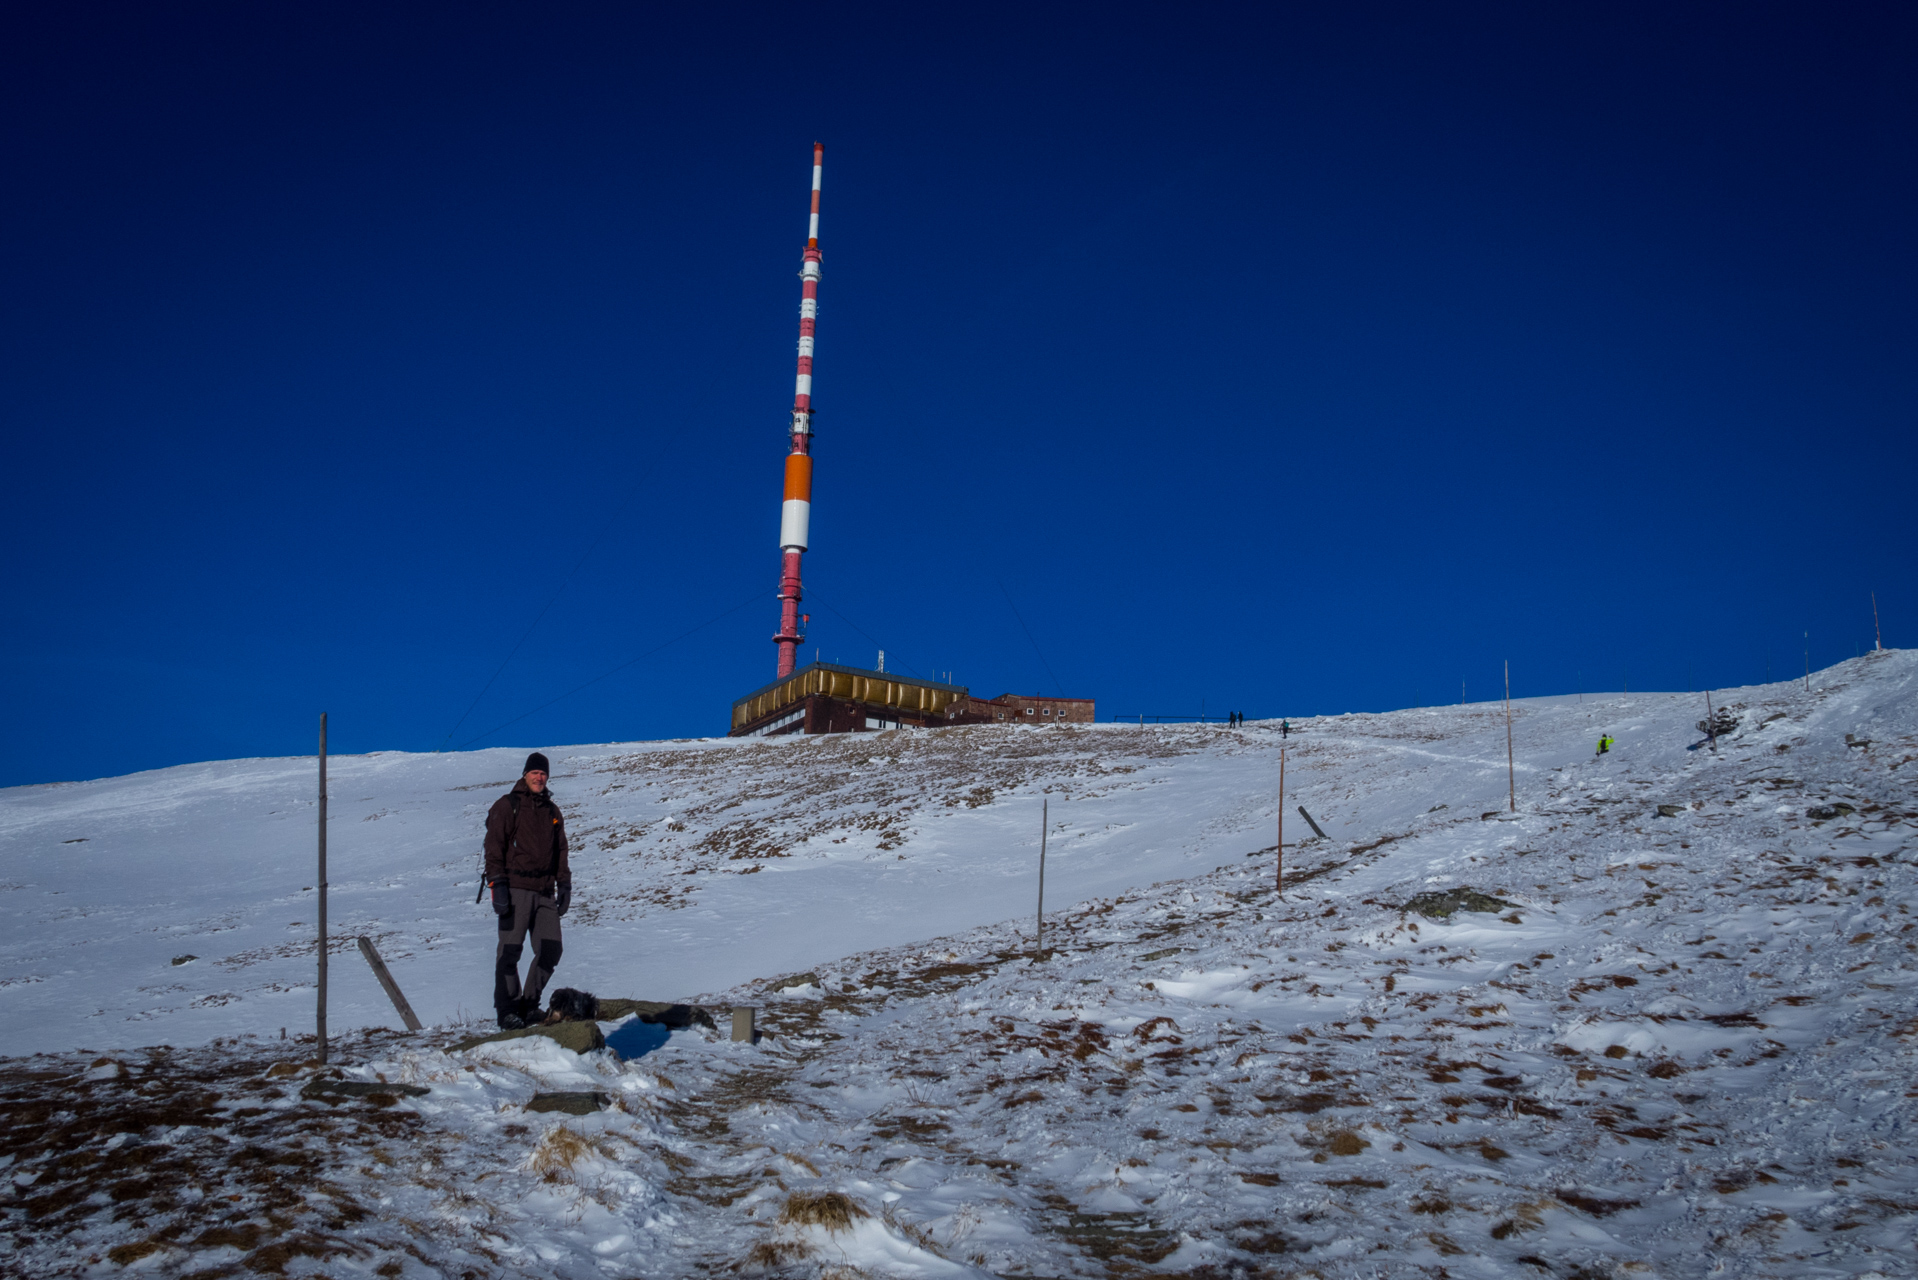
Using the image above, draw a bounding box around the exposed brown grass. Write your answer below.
[526,1125,609,1180]
[747,1238,815,1268]
[1328,1130,1368,1156]
[779,1190,868,1233]
[106,1240,164,1265]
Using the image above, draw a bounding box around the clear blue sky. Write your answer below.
[3,3,1913,786]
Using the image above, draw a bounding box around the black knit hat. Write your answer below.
[523,752,551,775]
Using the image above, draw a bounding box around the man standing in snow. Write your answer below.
[484,752,572,1030]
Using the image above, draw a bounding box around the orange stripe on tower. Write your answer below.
[783,453,813,502]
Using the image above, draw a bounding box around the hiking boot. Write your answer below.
[497,1012,527,1031]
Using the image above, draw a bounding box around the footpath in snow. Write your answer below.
[1,652,1913,1277]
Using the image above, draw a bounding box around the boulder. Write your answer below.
[764,972,820,994]
[599,999,717,1031]
[527,1091,610,1115]
[453,1020,607,1056]
[1696,709,1738,738]
[1402,887,1517,920]
[300,1078,429,1104]
[452,1000,717,1056]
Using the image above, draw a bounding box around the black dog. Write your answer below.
[545,988,600,1022]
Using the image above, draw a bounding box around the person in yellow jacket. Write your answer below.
[1596,734,1613,756]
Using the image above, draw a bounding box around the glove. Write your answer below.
[491,880,512,915]
[556,882,572,916]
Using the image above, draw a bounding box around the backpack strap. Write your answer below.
[495,792,521,881]
[544,798,562,881]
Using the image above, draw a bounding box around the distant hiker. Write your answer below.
[1281,720,1290,739]
[1596,734,1613,757]
[484,752,572,1030]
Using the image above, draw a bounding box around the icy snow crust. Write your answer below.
[2,651,1914,1277]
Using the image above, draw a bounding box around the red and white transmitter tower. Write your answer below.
[772,144,823,679]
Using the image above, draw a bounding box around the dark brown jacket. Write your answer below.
[484,781,570,892]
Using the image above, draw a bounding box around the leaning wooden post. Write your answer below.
[357,936,423,1031]
[1276,746,1285,896]
[1872,593,1883,652]
[1035,799,1048,956]
[1504,661,1515,813]
[1706,690,1717,753]
[316,712,329,1064]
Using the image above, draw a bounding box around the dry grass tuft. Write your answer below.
[1328,1129,1369,1156]
[192,1224,268,1250]
[1489,1197,1552,1240]
[779,1190,869,1233]
[526,1125,609,1180]
[107,1240,164,1265]
[746,1239,815,1268]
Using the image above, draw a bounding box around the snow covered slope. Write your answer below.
[0,667,1737,1056]
[2,653,1914,1277]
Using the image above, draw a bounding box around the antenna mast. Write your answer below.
[773,144,823,678]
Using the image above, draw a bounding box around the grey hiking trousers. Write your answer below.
[494,885,563,1018]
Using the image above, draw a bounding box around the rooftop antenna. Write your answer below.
[772,144,824,679]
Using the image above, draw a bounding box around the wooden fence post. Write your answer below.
[1277,747,1285,896]
[356,937,423,1031]
[1036,799,1048,955]
[1504,661,1515,813]
[317,713,328,1064]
